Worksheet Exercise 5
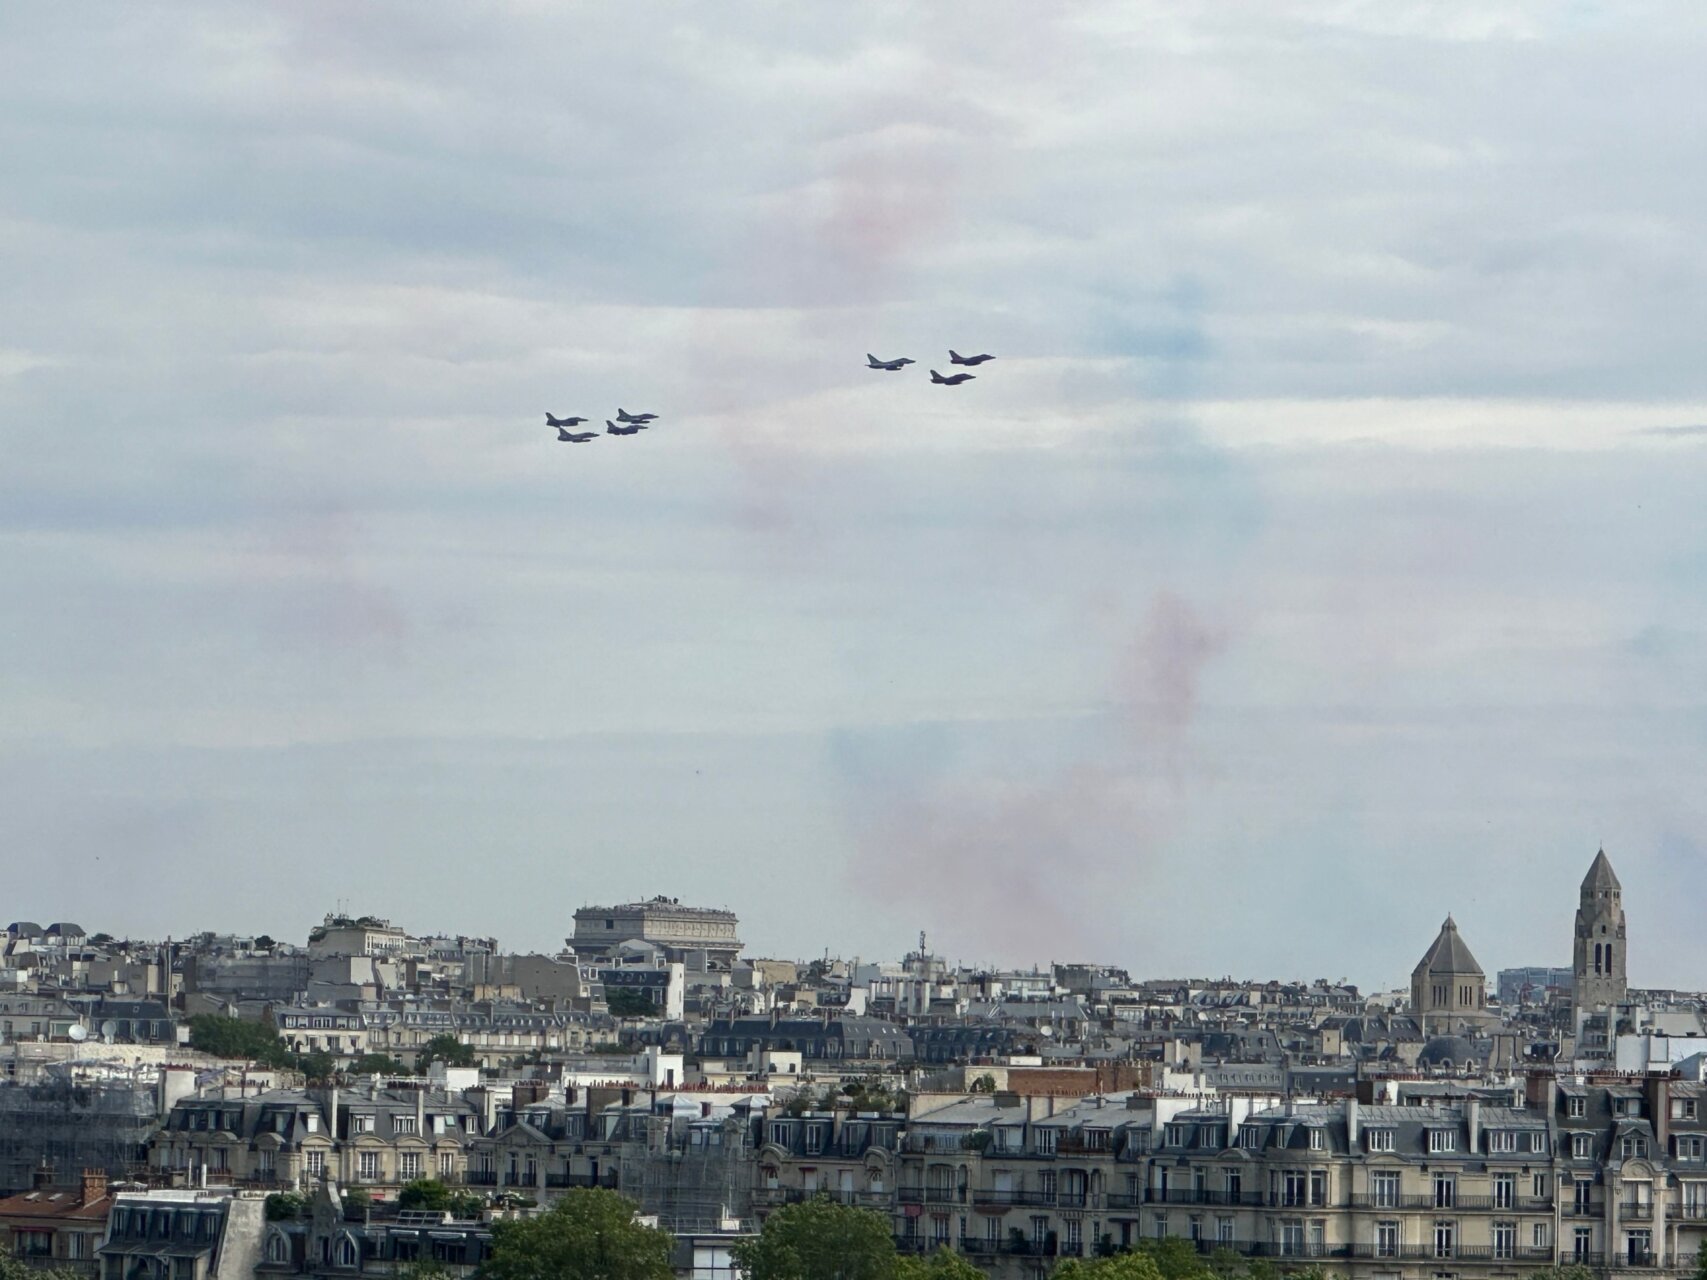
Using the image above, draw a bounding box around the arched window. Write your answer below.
[337,1235,359,1268]
[265,1231,290,1264]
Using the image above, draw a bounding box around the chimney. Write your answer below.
[80,1170,108,1205]
[32,1159,54,1191]
[1466,1098,1482,1153]
[1345,1097,1360,1146]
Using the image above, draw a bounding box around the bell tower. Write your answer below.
[1572,848,1627,1016]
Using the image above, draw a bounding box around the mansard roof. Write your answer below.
[1413,915,1484,979]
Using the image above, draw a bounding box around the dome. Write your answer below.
[1418,1035,1483,1069]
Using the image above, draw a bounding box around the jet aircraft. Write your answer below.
[606,420,645,436]
[556,428,599,443]
[616,408,658,424]
[866,353,915,371]
[948,351,995,366]
[930,370,976,385]
[546,413,588,428]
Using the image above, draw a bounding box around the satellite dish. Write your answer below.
[100,1020,118,1044]
[68,1025,89,1043]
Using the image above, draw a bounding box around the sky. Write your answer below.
[3,2,1707,991]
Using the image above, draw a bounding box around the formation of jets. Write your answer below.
[867,349,995,385]
[545,408,660,444]
[539,352,997,450]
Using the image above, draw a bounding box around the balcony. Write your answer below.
[465,1171,498,1186]
[899,1187,965,1206]
[1620,1203,1656,1221]
[970,1188,1058,1208]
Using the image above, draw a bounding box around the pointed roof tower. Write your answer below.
[1582,847,1621,893]
[1414,914,1484,978]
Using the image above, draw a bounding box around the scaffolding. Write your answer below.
[0,1075,159,1193]
[618,1112,756,1235]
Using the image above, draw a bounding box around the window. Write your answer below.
[805,1126,824,1154]
[1494,1222,1515,1260]
[1532,1172,1549,1201]
[266,1233,291,1264]
[354,1115,375,1134]
[1574,1181,1593,1214]
[358,1151,379,1181]
[306,1150,325,1176]
[1676,1136,1704,1160]
[1216,1217,1234,1244]
[1489,1131,1516,1153]
[1376,1222,1398,1259]
[1428,1129,1456,1153]
[1620,1135,1649,1159]
[394,1115,417,1135]
[337,1236,359,1268]
[1153,1215,1167,1239]
[1279,1222,1304,1257]
[1530,1131,1548,1154]
[1373,1172,1400,1209]
[1225,1171,1242,1202]
[1165,1124,1186,1147]
[1310,1171,1327,1207]
[1534,1223,1550,1249]
[1433,1174,1456,1209]
[439,1152,456,1178]
[401,1152,421,1179]
[1574,1227,1593,1261]
[1433,1222,1455,1259]
[1241,1127,1262,1150]
[1493,1174,1514,1209]
[1282,1172,1307,1208]
[1568,1097,1586,1118]
[1367,1129,1394,1152]
[1309,1128,1325,1151]
[1679,1098,1699,1121]
[1035,1129,1057,1155]
[1572,1134,1591,1159]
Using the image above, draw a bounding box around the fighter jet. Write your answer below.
[546,413,588,428]
[948,350,995,366]
[615,408,658,424]
[930,369,976,385]
[556,427,599,443]
[606,420,644,436]
[866,353,915,371]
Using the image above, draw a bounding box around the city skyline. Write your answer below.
[5,4,1707,982]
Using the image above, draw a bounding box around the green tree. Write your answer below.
[479,1188,673,1280]
[1053,1251,1165,1280]
[732,1198,896,1280]
[0,1254,87,1280]
[606,989,658,1018]
[297,1050,337,1083]
[399,1179,454,1213]
[343,1187,371,1221]
[397,1262,452,1280]
[253,934,276,950]
[420,1034,477,1068]
[968,1074,997,1094]
[264,1192,305,1221]
[1134,1237,1214,1280]
[895,1248,984,1280]
[186,1014,293,1068]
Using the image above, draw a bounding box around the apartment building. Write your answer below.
[150,1086,481,1194]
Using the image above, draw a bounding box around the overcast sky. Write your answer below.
[4,2,1707,991]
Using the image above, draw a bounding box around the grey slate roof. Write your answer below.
[1583,848,1622,891]
[1413,915,1484,977]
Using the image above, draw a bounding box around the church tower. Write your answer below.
[1573,848,1628,1015]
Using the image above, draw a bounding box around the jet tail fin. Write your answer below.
[930,370,944,383]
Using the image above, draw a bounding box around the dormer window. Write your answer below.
[1530,1131,1547,1154]
[1165,1125,1186,1147]
[1488,1131,1516,1153]
[1309,1128,1326,1151]
[1036,1129,1057,1155]
[1568,1097,1586,1118]
[1367,1130,1394,1153]
[1428,1129,1456,1153]
[1241,1127,1262,1150]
